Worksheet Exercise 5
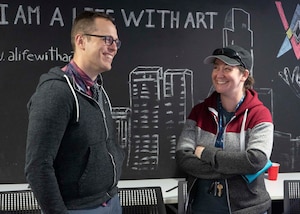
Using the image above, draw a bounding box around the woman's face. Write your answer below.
[211,59,248,98]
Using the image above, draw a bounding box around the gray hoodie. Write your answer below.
[25,67,124,213]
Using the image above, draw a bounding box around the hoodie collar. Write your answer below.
[63,60,103,96]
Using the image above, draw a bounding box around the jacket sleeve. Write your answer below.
[201,121,274,176]
[176,119,227,179]
[25,80,73,214]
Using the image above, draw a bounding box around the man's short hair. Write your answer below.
[71,11,115,50]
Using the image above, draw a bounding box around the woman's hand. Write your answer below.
[195,146,205,159]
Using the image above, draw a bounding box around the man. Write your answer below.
[25,11,124,214]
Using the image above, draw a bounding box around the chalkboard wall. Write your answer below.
[1,0,300,183]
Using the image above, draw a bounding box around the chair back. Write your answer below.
[118,186,166,214]
[0,189,41,213]
[284,180,300,214]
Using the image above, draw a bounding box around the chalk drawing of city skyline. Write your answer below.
[112,67,193,172]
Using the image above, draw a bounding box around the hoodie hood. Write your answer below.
[35,67,80,122]
[37,67,67,89]
[235,89,263,116]
[204,89,263,116]
[35,66,112,123]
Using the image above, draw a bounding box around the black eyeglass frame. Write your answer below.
[84,34,121,49]
[212,48,246,69]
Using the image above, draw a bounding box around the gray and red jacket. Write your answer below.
[176,89,273,214]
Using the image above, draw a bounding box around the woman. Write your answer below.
[176,45,273,214]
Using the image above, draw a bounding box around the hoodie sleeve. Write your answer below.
[25,78,73,214]
[176,110,226,179]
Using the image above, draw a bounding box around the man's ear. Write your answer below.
[75,34,86,50]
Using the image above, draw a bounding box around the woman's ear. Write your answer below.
[242,69,250,82]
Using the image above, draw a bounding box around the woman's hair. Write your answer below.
[239,65,255,90]
[70,11,115,50]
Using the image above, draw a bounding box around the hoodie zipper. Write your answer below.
[64,75,118,191]
[209,107,233,213]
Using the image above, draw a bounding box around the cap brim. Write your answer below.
[203,55,240,66]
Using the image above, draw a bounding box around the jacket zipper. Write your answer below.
[71,85,118,195]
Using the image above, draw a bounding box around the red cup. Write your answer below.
[268,162,280,180]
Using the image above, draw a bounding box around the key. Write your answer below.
[217,183,223,197]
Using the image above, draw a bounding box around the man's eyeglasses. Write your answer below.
[84,34,121,49]
[212,48,246,68]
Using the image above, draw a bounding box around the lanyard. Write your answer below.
[215,95,245,148]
